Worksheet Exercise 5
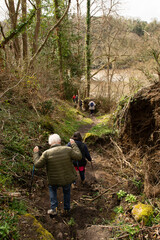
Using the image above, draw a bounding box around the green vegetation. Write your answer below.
[68,217,76,226]
[132,178,143,192]
[84,114,116,143]
[0,199,27,239]
[122,224,140,239]
[125,194,137,203]
[0,99,92,239]
[117,190,127,199]
[113,206,124,214]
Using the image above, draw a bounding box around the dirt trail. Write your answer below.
[78,116,101,137]
[19,118,120,240]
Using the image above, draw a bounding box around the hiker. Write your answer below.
[72,94,76,103]
[75,95,78,104]
[79,99,82,110]
[33,133,82,216]
[67,131,92,187]
[88,100,96,116]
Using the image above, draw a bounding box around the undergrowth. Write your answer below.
[0,99,91,239]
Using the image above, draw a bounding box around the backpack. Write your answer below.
[90,102,94,107]
[74,142,87,167]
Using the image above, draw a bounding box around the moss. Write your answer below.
[83,132,94,141]
[132,202,153,225]
[23,214,55,240]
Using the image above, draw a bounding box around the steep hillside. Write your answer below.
[117,81,160,197]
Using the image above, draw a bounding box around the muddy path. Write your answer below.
[19,119,122,240]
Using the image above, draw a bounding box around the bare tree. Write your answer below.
[29,0,71,67]
[5,0,21,61]
[85,0,91,97]
[54,0,64,98]
[22,0,28,61]
[32,0,41,55]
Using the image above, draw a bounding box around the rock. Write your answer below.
[19,214,55,240]
[57,232,63,239]
[132,202,153,225]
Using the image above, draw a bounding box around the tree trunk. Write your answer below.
[85,0,91,97]
[22,0,28,61]
[54,0,64,98]
[7,0,21,61]
[32,0,41,55]
[76,0,80,56]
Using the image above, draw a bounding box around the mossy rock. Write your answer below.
[84,132,111,145]
[19,213,55,240]
[83,132,98,144]
[132,202,153,225]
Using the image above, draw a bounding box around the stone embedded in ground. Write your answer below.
[132,202,153,224]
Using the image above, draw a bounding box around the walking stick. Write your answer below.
[29,164,35,194]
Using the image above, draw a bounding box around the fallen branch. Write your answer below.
[0,72,36,99]
[0,76,25,99]
[90,183,119,202]
[110,137,141,175]
[73,200,84,207]
[0,192,21,198]
[31,102,40,117]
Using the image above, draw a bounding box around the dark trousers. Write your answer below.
[79,170,85,181]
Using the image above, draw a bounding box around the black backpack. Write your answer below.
[74,141,87,167]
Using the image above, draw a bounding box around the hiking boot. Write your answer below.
[47,208,57,216]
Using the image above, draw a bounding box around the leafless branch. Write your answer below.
[4,0,9,10]
[29,0,71,67]
[0,10,36,49]
[110,137,141,175]
[0,22,6,39]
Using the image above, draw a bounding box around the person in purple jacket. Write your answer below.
[67,131,92,186]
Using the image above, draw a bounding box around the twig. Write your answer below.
[110,137,141,175]
[73,200,83,206]
[0,76,26,99]
[115,233,130,239]
[31,102,40,117]
[90,183,119,202]
[1,120,4,130]
[4,165,21,178]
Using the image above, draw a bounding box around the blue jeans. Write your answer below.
[49,184,71,210]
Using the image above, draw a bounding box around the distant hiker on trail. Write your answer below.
[88,100,96,116]
[75,94,78,104]
[72,94,76,103]
[33,134,82,216]
[79,99,82,110]
[67,131,92,188]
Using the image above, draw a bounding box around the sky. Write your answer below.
[119,0,160,22]
[0,0,160,22]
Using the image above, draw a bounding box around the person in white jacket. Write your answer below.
[88,100,96,115]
